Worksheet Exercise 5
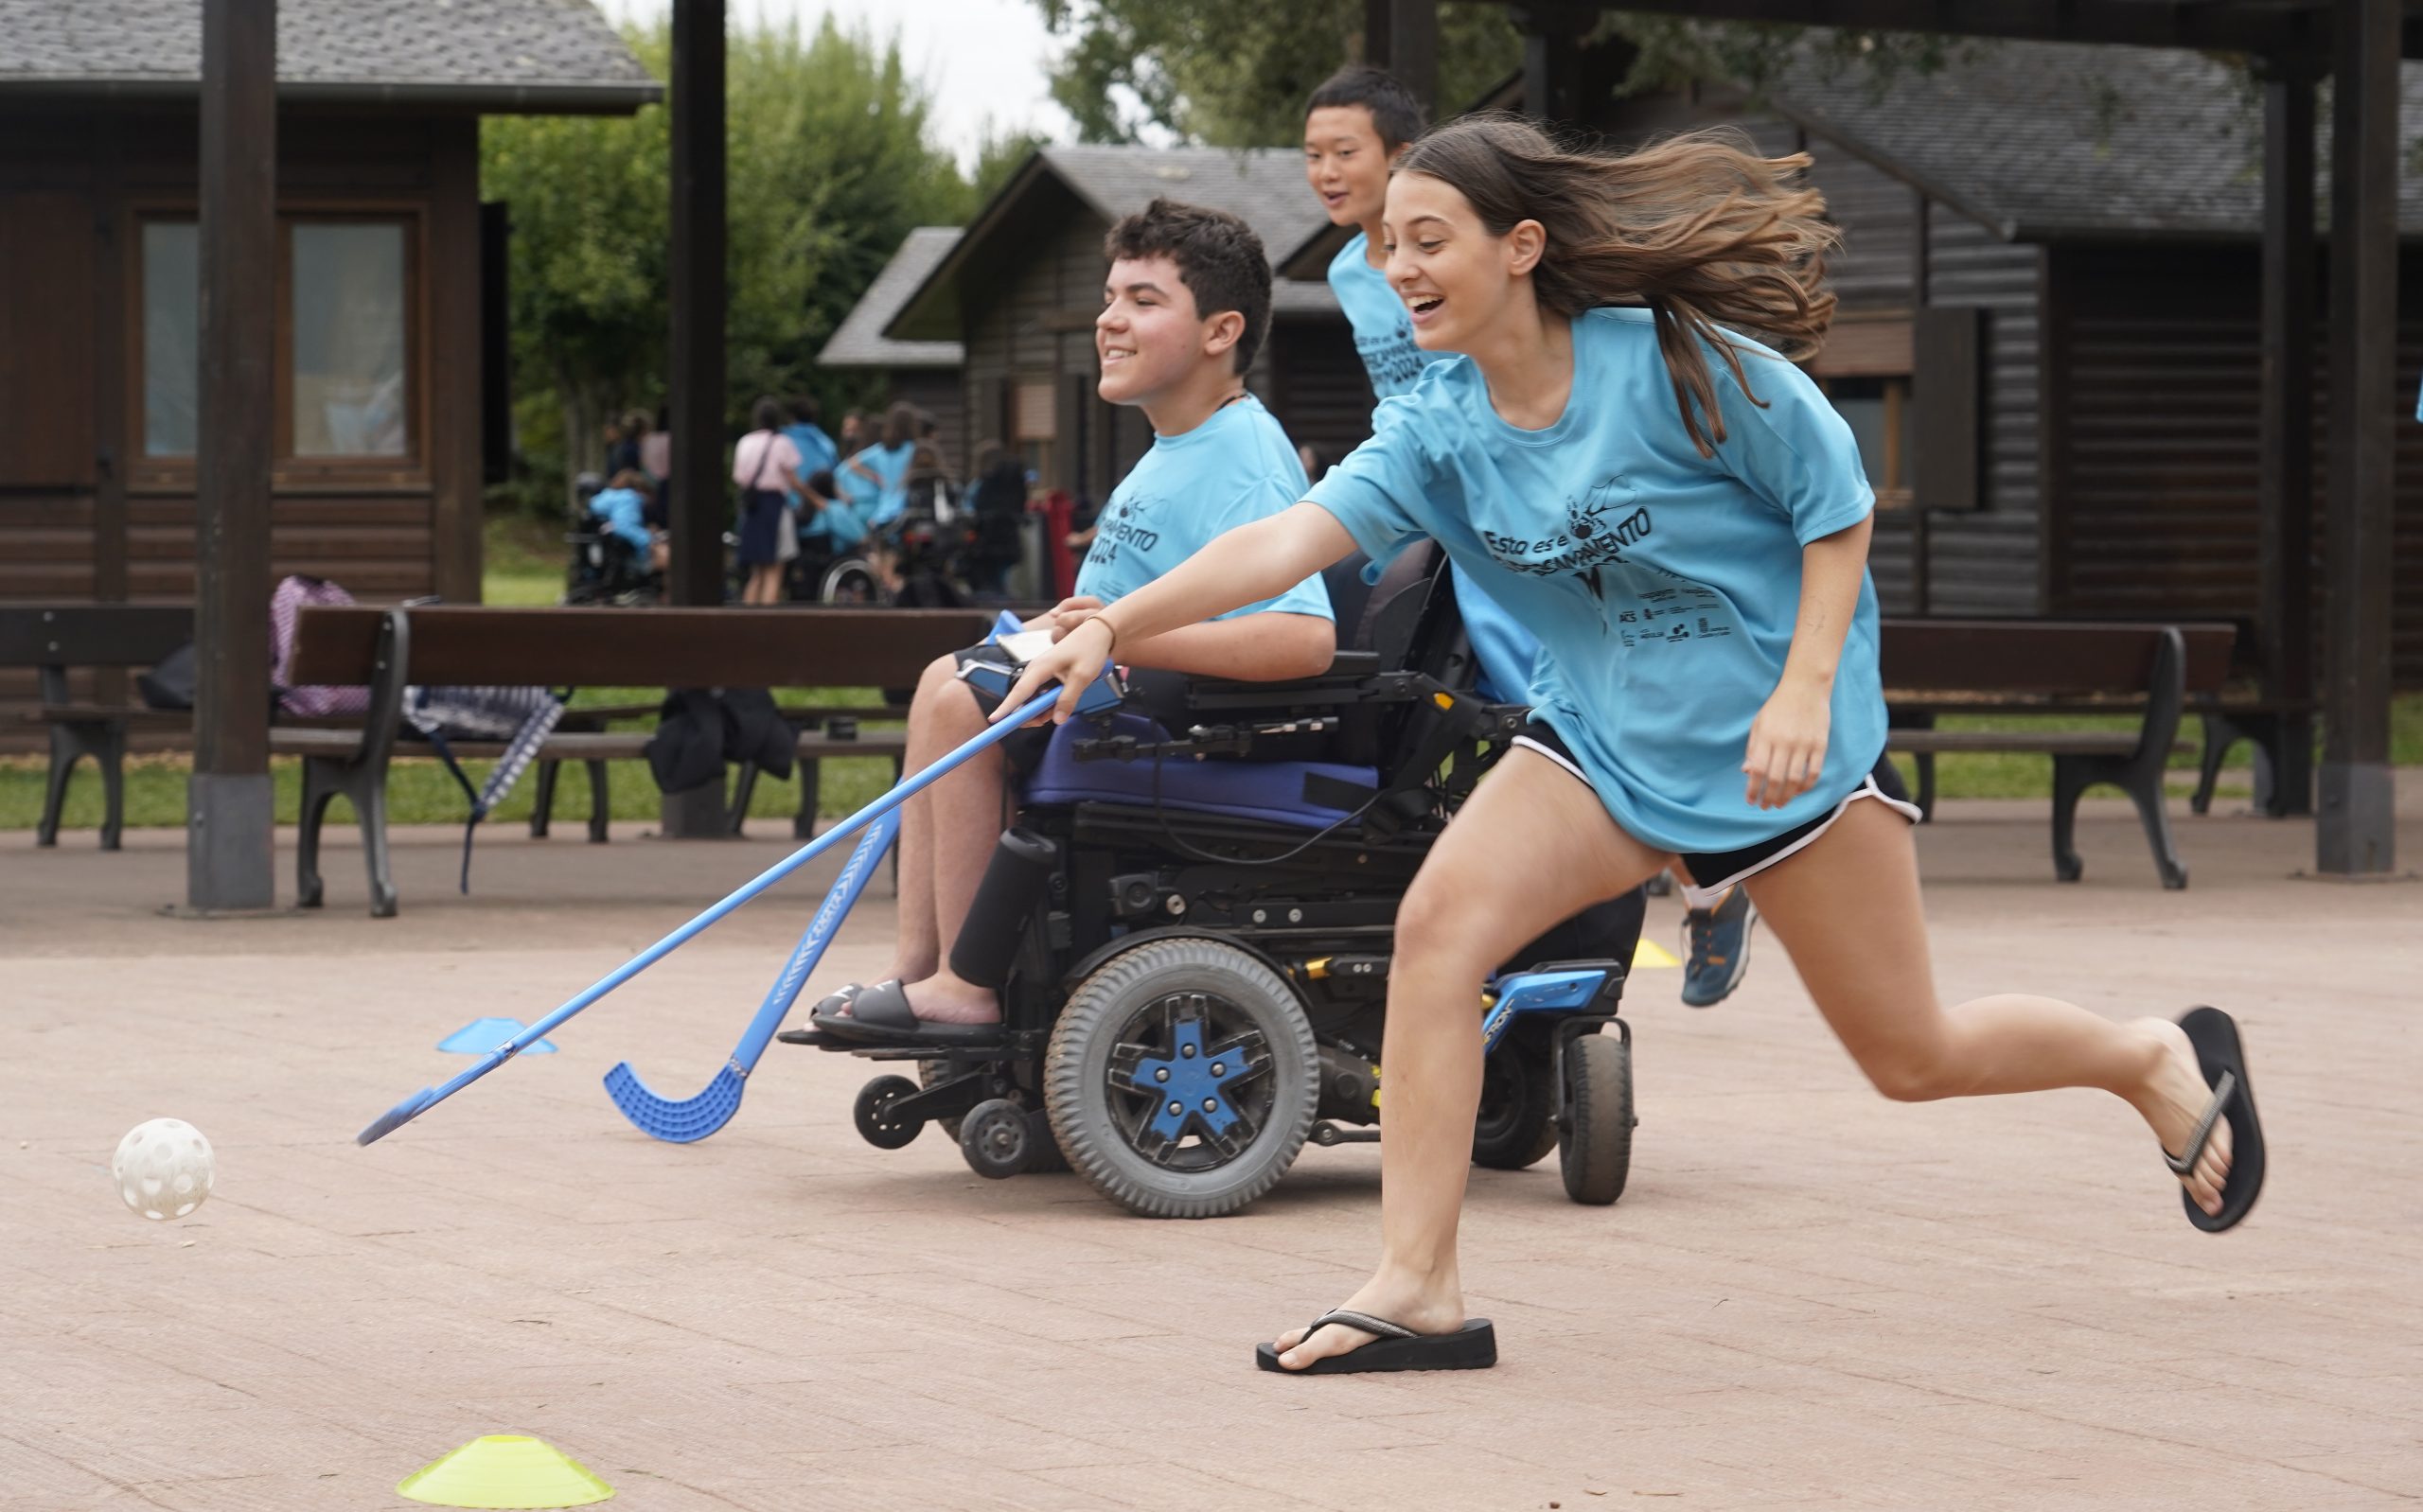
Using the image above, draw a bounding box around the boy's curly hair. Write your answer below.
[1102,198,1273,375]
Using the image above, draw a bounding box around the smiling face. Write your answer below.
[1096,254,1237,406]
[1303,104,1395,230]
[1381,170,1543,352]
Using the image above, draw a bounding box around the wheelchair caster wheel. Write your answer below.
[1558,1033,1633,1206]
[854,1075,923,1151]
[959,1098,1030,1179]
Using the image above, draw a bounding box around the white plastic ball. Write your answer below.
[112,1118,215,1222]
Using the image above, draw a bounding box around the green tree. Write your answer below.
[482,15,974,514]
[1035,0,1523,146]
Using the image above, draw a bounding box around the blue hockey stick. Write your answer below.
[601,805,897,1142]
[356,686,1068,1146]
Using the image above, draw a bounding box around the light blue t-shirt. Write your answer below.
[840,441,915,527]
[588,486,652,556]
[783,422,839,479]
[1329,229,1541,703]
[1306,307,1884,853]
[1076,395,1334,624]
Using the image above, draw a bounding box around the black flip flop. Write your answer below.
[1254,1310,1496,1375]
[809,979,1003,1046]
[805,982,865,1019]
[2167,1005,2265,1233]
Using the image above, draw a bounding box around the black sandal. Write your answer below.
[808,979,1003,1046]
[1254,1310,1496,1375]
[2166,1006,2265,1233]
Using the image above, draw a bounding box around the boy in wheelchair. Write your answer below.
[806,198,1336,1038]
[786,202,1642,1215]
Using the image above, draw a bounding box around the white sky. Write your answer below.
[593,0,1078,171]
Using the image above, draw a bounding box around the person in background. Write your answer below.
[1297,441,1329,482]
[639,406,672,526]
[589,468,667,577]
[840,401,920,589]
[838,409,868,457]
[782,396,844,592]
[962,439,1030,598]
[732,396,804,606]
[608,410,648,477]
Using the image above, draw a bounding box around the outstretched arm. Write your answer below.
[999,501,1358,722]
[1742,514,1871,809]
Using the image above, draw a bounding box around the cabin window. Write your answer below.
[134,212,417,467]
[1012,378,1056,481]
[288,222,409,457]
[140,221,202,457]
[1821,375,1912,509]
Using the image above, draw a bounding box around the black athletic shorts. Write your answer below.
[1513,718,1919,905]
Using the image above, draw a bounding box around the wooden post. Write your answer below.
[2318,0,2397,874]
[187,0,276,911]
[667,0,726,610]
[1364,0,1438,113]
[2256,56,2317,817]
[663,0,731,836]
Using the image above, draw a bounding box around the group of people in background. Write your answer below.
[583,396,1035,607]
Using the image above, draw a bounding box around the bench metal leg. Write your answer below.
[586,760,610,843]
[97,724,127,852]
[794,758,822,840]
[354,774,398,918]
[2054,754,2187,891]
[2192,712,2236,816]
[531,758,559,838]
[37,728,80,848]
[296,760,336,908]
[727,762,759,835]
[2051,757,2089,883]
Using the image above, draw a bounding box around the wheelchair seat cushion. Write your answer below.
[1023,713,1380,830]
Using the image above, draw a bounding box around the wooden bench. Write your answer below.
[1878,619,2237,889]
[283,604,992,914]
[3,604,197,850]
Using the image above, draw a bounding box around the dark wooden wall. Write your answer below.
[0,102,485,746]
[2049,242,2423,686]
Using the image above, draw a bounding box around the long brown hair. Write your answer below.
[1397,114,1838,457]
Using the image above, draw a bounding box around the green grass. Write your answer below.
[6,513,2416,834]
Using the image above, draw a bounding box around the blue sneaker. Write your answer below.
[1680,886,1756,1008]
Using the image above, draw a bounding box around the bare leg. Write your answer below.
[1741,800,2232,1214]
[864,654,1009,1023]
[1273,749,1670,1369]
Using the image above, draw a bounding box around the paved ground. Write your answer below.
[4,786,2419,1511]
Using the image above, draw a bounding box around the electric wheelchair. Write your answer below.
[779,544,1643,1218]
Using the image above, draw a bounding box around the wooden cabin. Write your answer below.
[816,225,968,470]
[0,0,657,613]
[879,145,1367,510]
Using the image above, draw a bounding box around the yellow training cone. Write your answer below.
[1632,937,1681,969]
[398,1434,614,1509]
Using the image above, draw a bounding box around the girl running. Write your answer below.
[999,115,2264,1375]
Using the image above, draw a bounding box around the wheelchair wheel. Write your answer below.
[854,1075,923,1151]
[1472,1038,1559,1170]
[920,1059,1068,1173]
[819,556,881,606]
[1558,1033,1634,1206]
[1044,937,1318,1219]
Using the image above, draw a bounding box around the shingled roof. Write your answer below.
[819,227,965,370]
[885,144,1338,343]
[0,0,660,114]
[1766,38,2423,239]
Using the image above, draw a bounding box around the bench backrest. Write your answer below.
[0,605,193,668]
[1879,619,2235,697]
[284,605,999,690]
